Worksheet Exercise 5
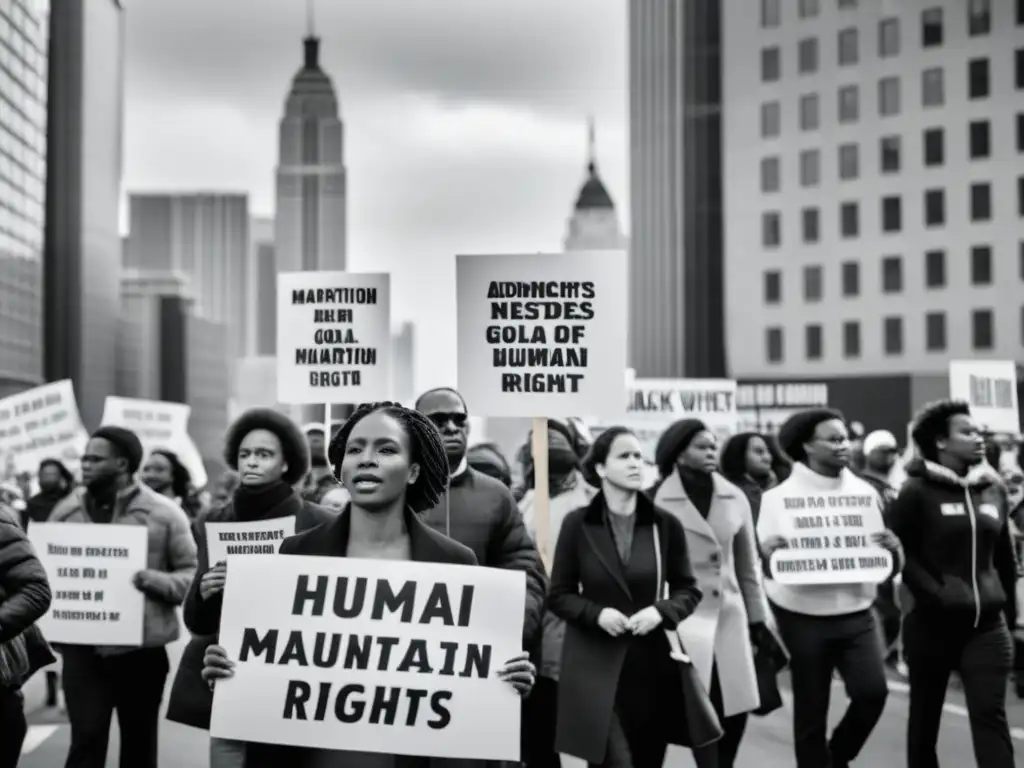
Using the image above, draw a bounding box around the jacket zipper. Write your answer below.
[963,487,981,629]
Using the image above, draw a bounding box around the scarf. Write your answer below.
[678,466,714,519]
[232,481,294,523]
[25,489,69,524]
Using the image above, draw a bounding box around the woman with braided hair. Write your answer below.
[202,401,537,767]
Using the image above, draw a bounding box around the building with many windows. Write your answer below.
[724,0,1024,388]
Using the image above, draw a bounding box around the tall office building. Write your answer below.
[249,215,276,356]
[391,322,415,406]
[43,0,124,429]
[0,0,47,399]
[125,193,249,359]
[564,119,628,252]
[628,0,726,379]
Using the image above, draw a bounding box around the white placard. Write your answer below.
[0,380,88,476]
[276,272,392,405]
[949,360,1020,435]
[29,523,148,645]
[456,251,627,417]
[206,517,298,564]
[210,555,525,761]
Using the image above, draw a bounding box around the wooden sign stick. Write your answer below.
[531,418,552,573]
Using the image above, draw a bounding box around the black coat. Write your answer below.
[548,492,702,764]
[0,506,52,643]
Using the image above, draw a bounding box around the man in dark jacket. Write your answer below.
[300,424,343,503]
[23,458,74,531]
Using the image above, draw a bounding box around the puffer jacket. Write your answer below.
[0,505,52,643]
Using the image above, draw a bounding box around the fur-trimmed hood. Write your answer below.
[904,458,1003,489]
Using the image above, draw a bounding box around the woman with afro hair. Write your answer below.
[201,402,537,767]
[166,408,337,768]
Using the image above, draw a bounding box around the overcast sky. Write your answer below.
[121,0,628,396]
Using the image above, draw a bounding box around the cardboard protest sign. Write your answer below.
[29,523,148,645]
[0,380,88,475]
[767,491,892,585]
[949,360,1020,435]
[210,555,525,761]
[455,251,627,418]
[277,271,391,404]
[206,517,298,564]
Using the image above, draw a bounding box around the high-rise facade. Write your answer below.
[564,120,628,252]
[0,0,48,399]
[43,0,125,429]
[628,0,726,379]
[249,215,276,356]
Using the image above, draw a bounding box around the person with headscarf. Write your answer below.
[141,448,203,519]
[718,432,778,526]
[756,409,903,768]
[651,419,772,768]
[467,442,513,488]
[24,458,74,530]
[300,424,344,503]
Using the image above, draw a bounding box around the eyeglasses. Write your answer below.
[427,412,468,429]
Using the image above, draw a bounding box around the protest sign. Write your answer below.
[100,396,207,488]
[949,360,1020,435]
[29,522,147,645]
[736,381,830,434]
[210,554,526,761]
[767,491,892,585]
[455,251,627,418]
[206,517,298,564]
[0,380,88,476]
[277,271,391,405]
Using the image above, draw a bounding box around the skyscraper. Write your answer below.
[628,0,726,378]
[563,119,628,252]
[249,215,276,356]
[43,0,125,429]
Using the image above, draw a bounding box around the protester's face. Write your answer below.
[866,447,898,473]
[417,391,469,469]
[141,453,174,493]
[805,419,851,470]
[939,414,985,466]
[341,411,420,511]
[81,438,126,488]
[744,436,774,478]
[306,431,326,461]
[211,473,239,508]
[38,465,64,492]
[1004,469,1024,509]
[677,430,719,474]
[599,433,645,491]
[545,428,579,476]
[321,487,349,512]
[237,429,287,487]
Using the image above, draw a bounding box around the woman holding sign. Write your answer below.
[201,402,537,767]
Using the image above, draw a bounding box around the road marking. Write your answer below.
[885,680,1024,741]
[21,725,59,754]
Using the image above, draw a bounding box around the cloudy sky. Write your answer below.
[121,0,628,394]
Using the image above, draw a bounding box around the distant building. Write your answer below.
[564,119,628,252]
[249,216,276,356]
[42,0,125,427]
[392,322,415,405]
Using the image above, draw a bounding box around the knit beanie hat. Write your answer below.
[777,408,845,463]
[91,426,144,475]
[655,419,708,479]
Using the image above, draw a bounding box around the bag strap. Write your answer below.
[653,520,691,661]
[653,522,663,603]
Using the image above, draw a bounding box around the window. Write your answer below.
[972,309,994,350]
[923,128,944,166]
[839,0,856,8]
[968,58,990,99]
[761,157,781,192]
[1018,113,1024,152]
[880,136,900,172]
[971,245,993,284]
[838,143,859,180]
[882,196,902,232]
[800,149,820,187]
[798,0,819,18]
[761,47,781,82]
[879,18,900,57]
[840,202,859,238]
[925,313,947,351]
[800,94,819,131]
[802,207,820,243]
[838,28,858,65]
[842,321,861,358]
[761,102,781,138]
[803,265,823,302]
[841,261,860,296]
[762,212,781,246]
[1019,49,1024,89]
[925,250,946,287]
[969,120,990,159]
[761,0,780,27]
[763,270,782,303]
[798,38,819,74]
[924,189,946,226]
[922,8,943,46]
[882,256,903,293]
[879,77,900,116]
[968,0,991,36]
[884,316,903,355]
[922,68,944,107]
[766,328,784,363]
[1018,0,1023,24]
[839,85,859,123]
[805,325,823,360]
[1019,177,1024,216]
[971,183,992,221]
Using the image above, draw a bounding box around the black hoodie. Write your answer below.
[889,458,1018,628]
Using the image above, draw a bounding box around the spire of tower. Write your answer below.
[586,115,597,172]
[303,0,320,69]
[306,0,316,38]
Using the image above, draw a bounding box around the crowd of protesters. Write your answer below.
[0,391,1021,768]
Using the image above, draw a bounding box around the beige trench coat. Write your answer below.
[655,471,769,717]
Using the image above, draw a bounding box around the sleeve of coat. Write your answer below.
[486,489,547,649]
[0,514,52,642]
[547,510,604,629]
[993,507,1019,631]
[654,514,703,629]
[732,494,769,625]
[139,504,198,607]
[183,510,222,635]
[887,482,944,606]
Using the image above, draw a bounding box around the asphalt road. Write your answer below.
[18,637,1024,767]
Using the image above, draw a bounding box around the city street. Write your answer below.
[18,634,1024,767]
